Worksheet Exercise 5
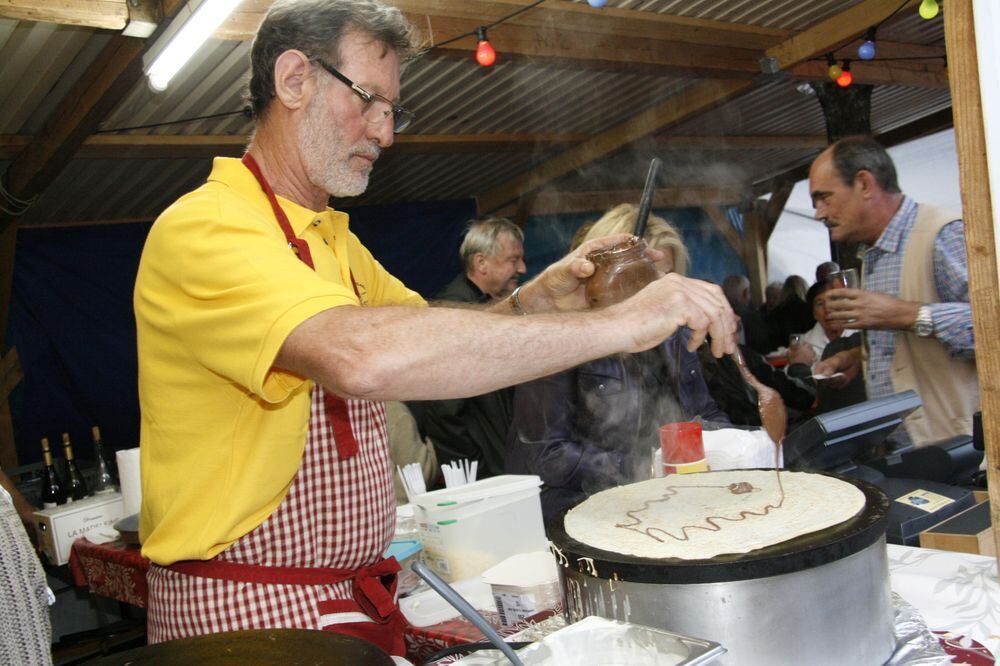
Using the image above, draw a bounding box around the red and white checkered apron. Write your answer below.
[147,388,401,652]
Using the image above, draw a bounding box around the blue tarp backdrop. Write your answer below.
[6,200,742,466]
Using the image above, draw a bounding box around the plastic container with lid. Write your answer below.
[481,550,562,627]
[585,236,659,309]
[411,475,547,582]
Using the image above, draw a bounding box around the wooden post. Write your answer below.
[945,1,1000,560]
[743,203,769,310]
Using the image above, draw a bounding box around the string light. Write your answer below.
[918,0,940,19]
[587,0,607,6]
[825,53,842,80]
[836,61,853,87]
[475,27,496,67]
[858,28,877,60]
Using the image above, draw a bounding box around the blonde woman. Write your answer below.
[506,204,728,521]
[578,203,690,276]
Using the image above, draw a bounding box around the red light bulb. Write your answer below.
[476,39,496,66]
[836,70,853,87]
[475,27,496,67]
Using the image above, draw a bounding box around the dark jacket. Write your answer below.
[506,331,729,521]
[786,332,866,414]
[698,344,816,427]
[410,273,513,479]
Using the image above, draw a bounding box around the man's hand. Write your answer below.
[825,288,920,331]
[513,234,665,313]
[813,347,862,388]
[611,273,738,358]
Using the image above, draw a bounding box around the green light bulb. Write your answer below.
[918,0,939,19]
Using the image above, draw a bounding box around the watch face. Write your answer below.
[915,320,933,336]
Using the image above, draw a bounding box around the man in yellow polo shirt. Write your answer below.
[134,0,737,656]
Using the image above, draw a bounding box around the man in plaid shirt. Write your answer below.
[811,136,978,449]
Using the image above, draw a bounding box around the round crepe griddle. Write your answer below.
[548,470,889,585]
[90,628,394,665]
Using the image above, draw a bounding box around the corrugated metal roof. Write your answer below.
[2,2,954,226]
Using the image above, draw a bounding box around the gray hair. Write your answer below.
[248,0,418,120]
[829,135,901,194]
[722,275,749,310]
[459,218,524,271]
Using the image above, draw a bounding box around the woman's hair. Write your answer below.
[780,275,808,303]
[577,203,690,275]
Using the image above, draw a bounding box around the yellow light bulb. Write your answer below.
[918,0,939,19]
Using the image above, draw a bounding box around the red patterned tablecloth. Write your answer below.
[69,538,150,608]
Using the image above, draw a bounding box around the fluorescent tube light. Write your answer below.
[145,0,244,92]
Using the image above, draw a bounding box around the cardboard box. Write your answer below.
[919,500,995,557]
[34,492,125,565]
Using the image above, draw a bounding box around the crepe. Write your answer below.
[564,470,866,560]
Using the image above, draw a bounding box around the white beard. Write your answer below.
[297,85,377,198]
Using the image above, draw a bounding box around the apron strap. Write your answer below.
[240,152,360,460]
[165,556,400,593]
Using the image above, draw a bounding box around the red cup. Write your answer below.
[660,422,708,475]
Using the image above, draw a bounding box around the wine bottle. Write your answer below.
[91,425,116,494]
[62,433,89,501]
[40,437,67,508]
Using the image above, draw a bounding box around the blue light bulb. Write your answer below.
[858,40,876,61]
[587,0,607,6]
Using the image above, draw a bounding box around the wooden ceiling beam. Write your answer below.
[0,0,128,30]
[218,0,787,51]
[219,11,763,78]
[494,184,747,217]
[790,60,949,88]
[0,133,834,160]
[478,0,921,212]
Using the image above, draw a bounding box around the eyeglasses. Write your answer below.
[312,58,414,133]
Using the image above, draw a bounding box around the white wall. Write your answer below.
[974,0,1000,274]
[767,129,963,285]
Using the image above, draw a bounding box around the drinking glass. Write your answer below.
[788,333,803,350]
[827,268,860,289]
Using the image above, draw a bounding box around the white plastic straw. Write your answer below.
[441,459,478,488]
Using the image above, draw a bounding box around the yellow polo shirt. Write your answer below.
[135,157,425,564]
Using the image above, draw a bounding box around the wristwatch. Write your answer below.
[911,305,934,337]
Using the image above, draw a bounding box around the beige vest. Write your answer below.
[890,204,979,447]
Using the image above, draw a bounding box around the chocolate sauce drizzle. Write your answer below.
[615,473,786,543]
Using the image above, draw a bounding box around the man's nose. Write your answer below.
[517,259,526,274]
[369,115,394,149]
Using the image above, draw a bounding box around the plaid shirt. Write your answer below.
[862,196,974,447]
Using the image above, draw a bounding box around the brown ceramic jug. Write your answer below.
[585,236,659,308]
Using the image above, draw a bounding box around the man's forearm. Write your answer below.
[279,304,627,401]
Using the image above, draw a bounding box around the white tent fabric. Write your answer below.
[767,129,963,285]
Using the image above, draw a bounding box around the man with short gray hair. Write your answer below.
[419,218,526,479]
[446,217,526,302]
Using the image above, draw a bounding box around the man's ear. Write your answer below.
[855,170,877,198]
[273,50,314,111]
